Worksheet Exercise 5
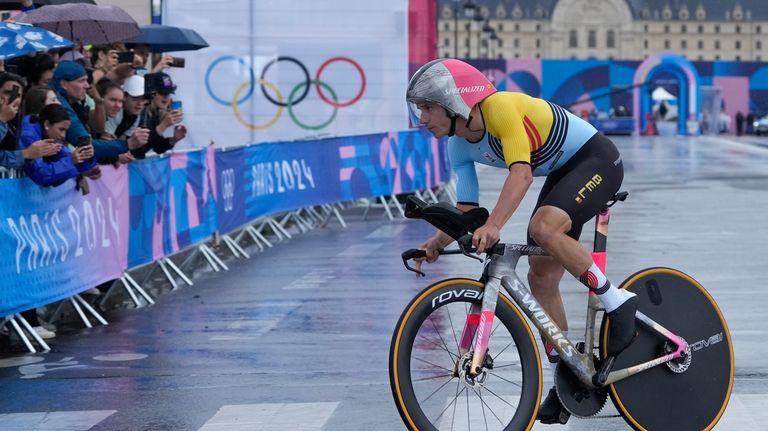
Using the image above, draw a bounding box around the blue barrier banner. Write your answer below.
[0,167,129,316]
[128,147,218,268]
[215,129,446,231]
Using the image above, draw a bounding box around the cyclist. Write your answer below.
[407,58,638,425]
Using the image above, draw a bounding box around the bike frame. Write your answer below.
[458,207,690,388]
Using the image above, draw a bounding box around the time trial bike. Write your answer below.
[389,193,733,430]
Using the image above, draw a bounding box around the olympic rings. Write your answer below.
[232,80,283,130]
[288,80,338,130]
[205,55,366,130]
[315,56,366,107]
[260,56,310,107]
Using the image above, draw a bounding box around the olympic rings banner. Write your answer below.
[163,0,410,149]
[0,129,447,316]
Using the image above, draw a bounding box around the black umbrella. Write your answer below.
[124,24,209,53]
[16,3,141,44]
[0,0,96,10]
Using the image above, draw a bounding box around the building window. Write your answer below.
[664,25,670,33]
[465,22,471,31]
[444,52,450,58]
[757,25,762,34]
[698,40,703,49]
[698,55,703,60]
[514,53,520,58]
[464,51,470,58]
[698,25,703,33]
[644,39,648,49]
[757,40,762,50]
[644,24,648,32]
[444,23,450,31]
[715,55,720,60]
[736,55,741,61]
[514,23,520,32]
[588,29,597,48]
[444,38,450,47]
[715,25,720,33]
[682,24,687,33]
[736,40,741,50]
[715,40,720,49]
[569,29,578,48]
[664,40,670,49]
[536,24,541,31]
[514,38,519,48]
[736,25,741,34]
[758,55,762,61]
[498,39,503,47]
[681,40,687,49]
[498,23,504,32]
[607,30,615,48]
[536,39,541,48]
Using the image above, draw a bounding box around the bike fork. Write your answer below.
[455,278,501,377]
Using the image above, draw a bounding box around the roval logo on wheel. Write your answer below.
[205,55,366,131]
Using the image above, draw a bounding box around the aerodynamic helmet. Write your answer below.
[406,58,497,124]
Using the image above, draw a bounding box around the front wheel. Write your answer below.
[600,267,734,431]
[390,278,542,430]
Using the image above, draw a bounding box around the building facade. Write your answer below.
[437,0,768,61]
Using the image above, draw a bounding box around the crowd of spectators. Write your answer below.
[0,4,188,339]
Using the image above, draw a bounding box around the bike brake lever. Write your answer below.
[457,235,483,263]
[402,249,427,277]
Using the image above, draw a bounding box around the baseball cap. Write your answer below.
[123,75,144,97]
[145,72,176,95]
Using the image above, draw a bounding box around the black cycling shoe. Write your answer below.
[536,386,570,425]
[606,295,639,356]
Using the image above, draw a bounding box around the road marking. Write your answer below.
[283,269,338,290]
[338,243,384,257]
[0,410,115,431]
[365,224,407,239]
[197,402,339,431]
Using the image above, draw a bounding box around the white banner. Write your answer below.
[162,0,410,148]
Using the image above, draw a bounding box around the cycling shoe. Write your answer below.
[537,386,570,425]
[607,295,639,356]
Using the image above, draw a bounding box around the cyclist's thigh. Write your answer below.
[539,133,623,231]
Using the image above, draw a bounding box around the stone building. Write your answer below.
[437,0,768,61]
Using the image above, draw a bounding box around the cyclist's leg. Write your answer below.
[529,133,636,356]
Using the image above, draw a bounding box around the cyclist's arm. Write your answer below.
[428,137,480,247]
[482,99,534,229]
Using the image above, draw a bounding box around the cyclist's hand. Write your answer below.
[472,222,500,254]
[414,238,443,276]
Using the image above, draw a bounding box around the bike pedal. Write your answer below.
[593,356,614,387]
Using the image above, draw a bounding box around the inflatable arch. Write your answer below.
[633,53,701,135]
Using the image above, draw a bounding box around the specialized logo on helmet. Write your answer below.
[444,83,494,96]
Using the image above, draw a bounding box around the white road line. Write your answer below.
[365,224,407,239]
[0,410,115,431]
[338,243,384,257]
[197,402,339,431]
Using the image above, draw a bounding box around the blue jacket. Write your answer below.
[50,81,129,159]
[18,115,96,186]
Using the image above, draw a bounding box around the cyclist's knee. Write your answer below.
[529,207,571,249]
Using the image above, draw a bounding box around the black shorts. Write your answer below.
[527,133,623,245]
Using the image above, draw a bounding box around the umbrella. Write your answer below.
[0,22,72,61]
[16,4,141,45]
[0,0,96,10]
[124,24,209,53]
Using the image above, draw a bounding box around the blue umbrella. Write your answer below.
[124,24,209,53]
[0,22,72,60]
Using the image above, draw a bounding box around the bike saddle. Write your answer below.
[404,196,489,240]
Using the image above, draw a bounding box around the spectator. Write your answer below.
[26,53,56,88]
[22,85,59,118]
[132,72,186,159]
[746,112,755,134]
[50,61,149,161]
[0,72,26,151]
[736,111,745,136]
[90,79,124,139]
[19,103,96,187]
[106,75,144,141]
[0,82,59,169]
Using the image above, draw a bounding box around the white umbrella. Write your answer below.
[651,86,677,101]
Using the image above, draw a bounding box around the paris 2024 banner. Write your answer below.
[162,0,410,148]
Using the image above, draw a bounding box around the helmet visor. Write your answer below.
[407,100,424,127]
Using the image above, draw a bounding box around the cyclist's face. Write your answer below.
[417,102,450,137]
